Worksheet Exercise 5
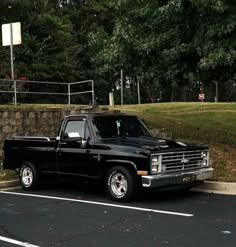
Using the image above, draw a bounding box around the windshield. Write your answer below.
[92,115,152,139]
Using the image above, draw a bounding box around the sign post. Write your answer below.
[120,69,123,105]
[2,22,22,105]
[215,81,219,103]
[137,78,141,104]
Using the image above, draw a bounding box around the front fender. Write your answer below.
[104,159,137,170]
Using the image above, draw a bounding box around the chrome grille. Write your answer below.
[161,150,203,172]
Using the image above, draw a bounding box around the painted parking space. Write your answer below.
[0,236,40,247]
[0,191,194,217]
[0,187,236,247]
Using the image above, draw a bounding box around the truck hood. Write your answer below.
[101,136,206,152]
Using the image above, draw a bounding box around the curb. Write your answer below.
[0,179,20,190]
[193,181,236,195]
[1,180,236,195]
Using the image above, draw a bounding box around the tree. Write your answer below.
[0,0,78,82]
[62,0,115,102]
[94,0,236,102]
[1,0,235,103]
[192,0,236,101]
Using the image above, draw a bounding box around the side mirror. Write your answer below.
[81,139,88,149]
[63,132,82,142]
[62,132,89,148]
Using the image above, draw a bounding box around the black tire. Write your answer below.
[106,166,138,202]
[19,162,40,190]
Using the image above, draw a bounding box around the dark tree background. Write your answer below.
[0,0,235,103]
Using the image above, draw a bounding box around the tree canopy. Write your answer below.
[0,0,235,103]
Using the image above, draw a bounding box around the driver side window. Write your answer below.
[64,120,86,139]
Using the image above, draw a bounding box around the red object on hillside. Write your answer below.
[199,93,205,100]
[18,77,28,81]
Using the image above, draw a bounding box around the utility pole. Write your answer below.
[215,81,219,103]
[137,77,141,104]
[121,69,123,105]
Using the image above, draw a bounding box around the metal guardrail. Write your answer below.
[0,79,95,105]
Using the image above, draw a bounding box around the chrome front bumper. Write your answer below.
[141,167,214,188]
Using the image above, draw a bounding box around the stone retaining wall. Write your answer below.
[0,107,89,161]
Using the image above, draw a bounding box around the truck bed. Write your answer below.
[3,137,57,170]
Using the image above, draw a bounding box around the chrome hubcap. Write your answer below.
[21,167,33,187]
[110,172,128,197]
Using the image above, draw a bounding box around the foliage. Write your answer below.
[94,0,236,102]
[0,0,78,82]
[0,0,235,103]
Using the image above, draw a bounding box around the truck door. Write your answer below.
[57,117,90,175]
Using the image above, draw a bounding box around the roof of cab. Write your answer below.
[65,111,134,119]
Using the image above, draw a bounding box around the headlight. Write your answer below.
[201,151,209,167]
[151,155,161,174]
[201,151,208,158]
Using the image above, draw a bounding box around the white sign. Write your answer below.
[2,22,22,46]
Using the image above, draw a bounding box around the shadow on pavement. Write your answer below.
[36,179,199,203]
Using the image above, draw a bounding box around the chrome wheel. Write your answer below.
[19,162,40,190]
[110,172,128,197]
[107,166,138,202]
[21,167,33,187]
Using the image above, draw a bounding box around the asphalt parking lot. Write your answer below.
[0,183,235,247]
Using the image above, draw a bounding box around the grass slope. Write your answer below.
[111,103,236,182]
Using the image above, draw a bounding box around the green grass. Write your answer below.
[110,102,236,182]
[111,103,236,145]
[0,170,17,181]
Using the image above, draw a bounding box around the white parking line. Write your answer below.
[0,191,194,217]
[0,236,40,247]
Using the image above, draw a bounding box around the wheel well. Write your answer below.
[19,161,33,172]
[19,160,34,168]
[19,160,41,174]
[101,162,136,180]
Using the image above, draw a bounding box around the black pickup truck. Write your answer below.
[3,112,213,201]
